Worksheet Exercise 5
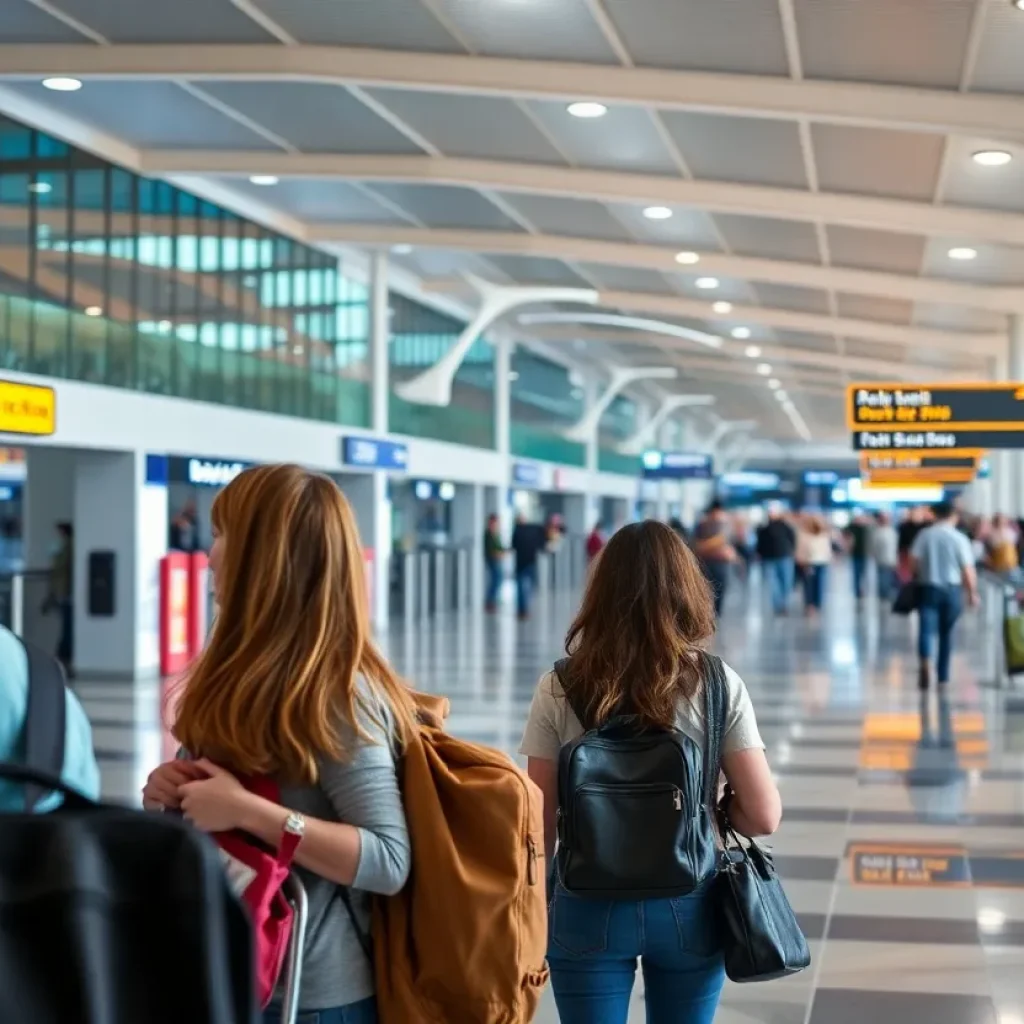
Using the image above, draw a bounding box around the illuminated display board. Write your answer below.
[860,452,980,485]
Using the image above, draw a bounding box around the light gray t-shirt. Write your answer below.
[911,522,974,587]
[519,658,764,761]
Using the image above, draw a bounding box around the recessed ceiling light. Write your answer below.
[643,205,672,220]
[732,326,752,339]
[567,101,607,119]
[745,345,762,358]
[948,246,977,260]
[695,277,719,290]
[249,175,279,186]
[712,301,732,314]
[391,244,414,255]
[42,77,82,92]
[675,250,700,265]
[775,389,788,401]
[84,306,102,317]
[756,363,772,376]
[768,378,781,389]
[1014,0,1024,11]
[28,182,52,194]
[972,149,1013,167]
[782,401,795,414]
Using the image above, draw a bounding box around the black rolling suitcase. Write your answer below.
[0,639,258,1024]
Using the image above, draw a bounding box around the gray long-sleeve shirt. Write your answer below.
[273,690,409,1010]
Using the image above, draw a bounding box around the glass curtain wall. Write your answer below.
[510,350,586,466]
[389,293,495,448]
[0,112,369,426]
[598,395,641,475]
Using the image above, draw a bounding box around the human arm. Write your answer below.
[526,757,559,862]
[959,534,980,606]
[519,672,567,861]
[61,690,101,802]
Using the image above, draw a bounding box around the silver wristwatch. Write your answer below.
[283,812,306,840]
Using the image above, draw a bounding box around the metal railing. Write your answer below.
[0,570,57,649]
[977,568,1023,690]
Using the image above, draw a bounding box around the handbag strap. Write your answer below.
[338,887,373,963]
[22,637,67,811]
[699,651,728,810]
[554,658,593,731]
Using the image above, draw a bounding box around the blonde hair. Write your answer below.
[174,464,414,784]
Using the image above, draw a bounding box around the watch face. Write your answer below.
[284,813,306,836]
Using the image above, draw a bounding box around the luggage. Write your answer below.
[370,692,549,1024]
[893,581,920,616]
[1004,604,1024,676]
[554,651,726,900]
[0,763,258,1024]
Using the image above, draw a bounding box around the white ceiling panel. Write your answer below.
[607,204,725,251]
[941,137,1024,213]
[223,179,409,223]
[912,302,1006,333]
[1,81,285,150]
[250,0,463,50]
[390,248,504,282]
[49,0,277,42]
[523,102,679,175]
[195,82,426,154]
[602,0,790,75]
[660,113,808,189]
[427,0,618,63]
[365,184,526,231]
[772,330,834,353]
[969,2,1024,94]
[754,284,832,315]
[363,89,566,164]
[0,0,91,41]
[487,256,593,287]
[826,226,928,275]
[714,215,821,263]
[575,265,678,294]
[836,293,914,325]
[495,195,633,242]
[795,0,973,89]
[671,274,759,305]
[844,338,912,362]
[812,124,944,201]
[920,237,1024,286]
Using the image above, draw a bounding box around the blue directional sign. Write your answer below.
[512,462,542,487]
[341,436,409,471]
[641,451,714,480]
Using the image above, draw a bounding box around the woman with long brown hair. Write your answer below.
[519,520,780,1024]
[143,464,415,1024]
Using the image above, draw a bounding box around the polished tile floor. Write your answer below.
[75,565,1024,1024]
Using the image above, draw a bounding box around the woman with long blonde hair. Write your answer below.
[143,464,414,1024]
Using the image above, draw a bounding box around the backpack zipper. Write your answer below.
[527,834,538,885]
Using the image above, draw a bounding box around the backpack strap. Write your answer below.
[338,887,373,963]
[699,652,728,809]
[553,658,592,732]
[21,637,67,811]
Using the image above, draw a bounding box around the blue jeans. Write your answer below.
[877,564,898,601]
[852,557,867,599]
[704,561,730,617]
[765,557,794,613]
[485,560,503,607]
[918,584,963,684]
[262,997,376,1024]
[547,884,724,1024]
[516,563,537,616]
[804,564,827,609]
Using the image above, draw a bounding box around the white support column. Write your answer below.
[1010,316,1024,519]
[992,353,1014,517]
[368,251,392,630]
[495,334,513,536]
[656,417,673,522]
[451,483,484,608]
[583,375,600,528]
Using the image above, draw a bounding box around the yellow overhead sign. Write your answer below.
[0,380,56,436]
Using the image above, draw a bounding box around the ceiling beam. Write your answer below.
[312,226,1024,313]
[5,45,1024,141]
[137,152,1024,248]
[421,280,1004,354]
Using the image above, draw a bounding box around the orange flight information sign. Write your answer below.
[848,383,1024,451]
[860,452,980,485]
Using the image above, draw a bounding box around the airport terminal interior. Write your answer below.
[3,1,1024,1022]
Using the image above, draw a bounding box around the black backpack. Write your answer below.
[554,651,726,900]
[0,639,258,1024]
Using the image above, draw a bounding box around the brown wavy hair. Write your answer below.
[561,520,715,730]
[173,463,415,784]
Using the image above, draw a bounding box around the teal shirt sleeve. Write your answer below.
[61,688,101,801]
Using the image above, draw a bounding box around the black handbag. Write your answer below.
[715,812,811,983]
[893,581,921,616]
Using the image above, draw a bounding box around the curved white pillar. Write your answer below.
[617,394,716,455]
[394,274,599,407]
[564,365,678,444]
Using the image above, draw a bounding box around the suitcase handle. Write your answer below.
[0,762,95,810]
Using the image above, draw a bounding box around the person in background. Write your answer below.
[169,499,200,552]
[871,511,900,602]
[986,514,1019,577]
[511,514,547,621]
[483,514,506,613]
[897,507,929,582]
[585,522,605,564]
[910,502,979,691]
[519,521,779,1024]
[44,522,74,678]
[0,624,100,811]
[844,512,872,601]
[668,517,690,545]
[732,513,754,582]
[797,515,832,616]
[756,504,797,616]
[693,502,738,617]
